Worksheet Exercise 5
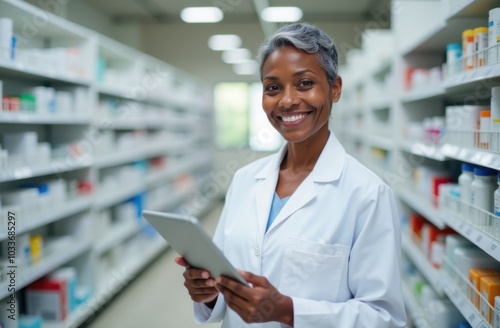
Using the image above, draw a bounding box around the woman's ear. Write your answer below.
[331,76,342,103]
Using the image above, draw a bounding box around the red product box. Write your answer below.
[431,176,454,207]
[25,277,68,321]
[409,213,426,240]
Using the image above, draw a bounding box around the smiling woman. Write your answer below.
[176,22,408,328]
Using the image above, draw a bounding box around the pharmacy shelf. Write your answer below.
[402,281,432,328]
[0,196,92,241]
[49,238,167,328]
[0,239,91,300]
[402,233,443,294]
[441,210,500,262]
[400,87,445,104]
[97,84,188,109]
[446,0,499,20]
[367,134,395,151]
[94,182,145,209]
[0,113,92,125]
[0,61,91,86]
[396,185,446,229]
[94,118,169,130]
[95,221,142,255]
[371,97,392,111]
[399,141,446,161]
[147,187,194,213]
[0,158,93,183]
[94,143,174,168]
[146,166,185,188]
[97,84,139,101]
[441,144,500,171]
[341,130,365,143]
[444,64,500,93]
[441,273,490,328]
[402,18,485,57]
[145,158,209,189]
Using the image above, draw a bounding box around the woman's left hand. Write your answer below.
[215,270,294,326]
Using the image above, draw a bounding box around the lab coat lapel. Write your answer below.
[254,146,285,239]
[266,132,343,233]
[267,175,317,233]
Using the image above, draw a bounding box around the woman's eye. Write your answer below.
[265,85,280,92]
[298,80,313,87]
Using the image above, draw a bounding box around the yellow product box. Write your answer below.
[480,275,500,323]
[29,235,43,264]
[470,268,499,308]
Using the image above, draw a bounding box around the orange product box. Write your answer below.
[469,268,499,308]
[480,275,500,323]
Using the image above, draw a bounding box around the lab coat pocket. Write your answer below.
[279,241,348,301]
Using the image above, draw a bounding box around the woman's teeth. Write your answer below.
[282,114,307,122]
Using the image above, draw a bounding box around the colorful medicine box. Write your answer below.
[469,268,499,308]
[480,275,500,323]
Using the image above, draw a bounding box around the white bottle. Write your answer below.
[491,86,500,152]
[494,172,500,238]
[458,163,475,208]
[471,166,497,229]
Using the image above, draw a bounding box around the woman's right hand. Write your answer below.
[175,256,219,307]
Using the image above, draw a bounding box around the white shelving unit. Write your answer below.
[402,281,432,328]
[401,233,443,294]
[338,1,500,326]
[396,185,446,229]
[0,1,214,327]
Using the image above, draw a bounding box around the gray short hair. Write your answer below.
[257,23,339,84]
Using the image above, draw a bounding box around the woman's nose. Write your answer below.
[279,87,299,109]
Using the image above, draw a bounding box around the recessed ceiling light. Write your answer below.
[180,7,223,23]
[261,7,303,22]
[233,60,259,75]
[222,48,252,64]
[208,35,242,51]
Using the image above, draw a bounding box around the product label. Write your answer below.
[482,290,489,319]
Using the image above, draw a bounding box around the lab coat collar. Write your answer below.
[253,131,346,236]
[254,131,346,182]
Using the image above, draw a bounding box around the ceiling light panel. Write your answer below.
[261,7,303,22]
[208,35,242,51]
[222,48,252,64]
[180,7,223,23]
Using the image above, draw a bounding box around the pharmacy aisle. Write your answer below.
[336,1,500,327]
[0,0,213,327]
[82,201,223,328]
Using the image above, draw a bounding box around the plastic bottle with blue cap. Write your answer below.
[446,43,462,76]
[471,166,497,230]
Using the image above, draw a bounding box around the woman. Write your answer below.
[176,23,407,327]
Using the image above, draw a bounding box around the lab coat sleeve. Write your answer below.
[291,184,407,328]
[192,181,235,323]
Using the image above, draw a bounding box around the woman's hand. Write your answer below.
[174,256,219,307]
[215,270,294,326]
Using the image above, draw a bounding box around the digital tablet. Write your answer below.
[142,210,249,286]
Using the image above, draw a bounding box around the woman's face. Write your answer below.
[262,46,342,143]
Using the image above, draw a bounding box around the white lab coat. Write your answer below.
[194,132,407,327]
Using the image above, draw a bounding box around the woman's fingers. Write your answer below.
[174,256,190,268]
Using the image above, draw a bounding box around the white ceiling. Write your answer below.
[81,0,391,84]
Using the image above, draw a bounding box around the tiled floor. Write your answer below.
[85,201,224,328]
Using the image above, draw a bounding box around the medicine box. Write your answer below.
[480,275,500,323]
[469,268,499,308]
